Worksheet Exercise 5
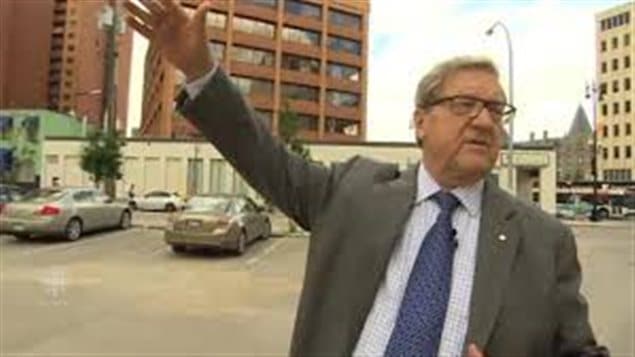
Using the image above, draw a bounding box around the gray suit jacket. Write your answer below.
[177,69,598,356]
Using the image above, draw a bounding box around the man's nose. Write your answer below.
[470,106,498,129]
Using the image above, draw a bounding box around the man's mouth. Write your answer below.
[465,138,489,147]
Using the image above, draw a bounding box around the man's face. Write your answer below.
[414,69,506,182]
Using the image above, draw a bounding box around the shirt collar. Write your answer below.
[415,162,484,217]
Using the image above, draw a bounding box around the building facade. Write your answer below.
[0,110,86,187]
[0,0,132,132]
[595,2,635,183]
[139,0,369,143]
[42,138,557,214]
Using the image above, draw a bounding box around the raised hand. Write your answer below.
[123,0,215,80]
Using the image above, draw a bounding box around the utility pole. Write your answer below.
[99,0,122,197]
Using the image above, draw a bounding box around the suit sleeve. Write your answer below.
[175,68,343,231]
[554,227,607,356]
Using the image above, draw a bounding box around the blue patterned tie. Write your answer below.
[385,191,460,357]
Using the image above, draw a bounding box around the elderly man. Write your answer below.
[125,1,606,356]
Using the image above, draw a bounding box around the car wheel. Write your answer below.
[235,231,247,255]
[13,234,30,241]
[165,203,176,212]
[261,220,271,240]
[597,209,609,220]
[171,245,186,253]
[64,218,82,241]
[119,210,132,229]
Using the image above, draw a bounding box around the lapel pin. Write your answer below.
[498,234,507,242]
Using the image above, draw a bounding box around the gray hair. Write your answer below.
[414,56,500,108]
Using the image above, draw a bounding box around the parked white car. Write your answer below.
[131,190,185,212]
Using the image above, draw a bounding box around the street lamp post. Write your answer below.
[586,81,602,221]
[486,21,515,193]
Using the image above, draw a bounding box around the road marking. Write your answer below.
[246,239,286,269]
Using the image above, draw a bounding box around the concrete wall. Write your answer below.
[41,138,557,213]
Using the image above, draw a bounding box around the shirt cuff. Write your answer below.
[184,62,219,99]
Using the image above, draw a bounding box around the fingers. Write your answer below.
[157,0,179,12]
[125,15,153,39]
[467,344,485,357]
[140,0,166,17]
[124,1,155,27]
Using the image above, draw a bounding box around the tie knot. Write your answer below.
[432,191,460,214]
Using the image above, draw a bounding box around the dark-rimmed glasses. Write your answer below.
[421,95,516,124]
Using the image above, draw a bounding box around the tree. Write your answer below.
[276,103,312,233]
[80,130,124,195]
[278,103,311,160]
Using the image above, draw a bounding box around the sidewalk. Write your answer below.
[131,210,308,237]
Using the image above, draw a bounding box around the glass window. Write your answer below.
[603,148,608,159]
[281,53,320,73]
[246,0,277,7]
[285,0,321,19]
[625,56,631,68]
[614,102,620,114]
[626,146,632,159]
[230,46,275,66]
[602,103,608,116]
[626,78,632,91]
[601,62,607,73]
[612,58,619,71]
[614,124,620,136]
[326,90,359,107]
[612,37,618,49]
[613,146,620,159]
[206,11,227,28]
[627,123,632,136]
[625,34,631,46]
[233,16,275,38]
[613,80,619,93]
[327,62,360,81]
[329,9,361,29]
[282,26,320,46]
[328,35,361,55]
[601,40,606,52]
[325,117,359,136]
[626,100,631,113]
[297,114,319,131]
[280,83,319,101]
[231,76,274,97]
[603,125,608,137]
[600,82,607,94]
[209,159,227,194]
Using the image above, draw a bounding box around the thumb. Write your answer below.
[192,0,212,32]
[467,344,485,357]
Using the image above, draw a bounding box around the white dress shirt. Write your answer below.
[353,164,483,357]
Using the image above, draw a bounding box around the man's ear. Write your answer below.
[413,108,426,144]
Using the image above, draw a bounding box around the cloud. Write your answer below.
[366,0,623,143]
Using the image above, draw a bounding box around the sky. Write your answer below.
[126,0,629,143]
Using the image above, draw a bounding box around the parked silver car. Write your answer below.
[0,187,132,241]
[131,190,185,212]
[165,194,271,255]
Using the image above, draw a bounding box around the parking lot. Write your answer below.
[1,218,634,356]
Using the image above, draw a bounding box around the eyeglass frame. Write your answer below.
[418,95,517,125]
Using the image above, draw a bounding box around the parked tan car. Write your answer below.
[164,194,271,255]
[0,187,132,241]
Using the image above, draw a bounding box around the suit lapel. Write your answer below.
[465,179,521,350]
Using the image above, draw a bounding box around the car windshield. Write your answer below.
[185,197,231,214]
[19,189,66,203]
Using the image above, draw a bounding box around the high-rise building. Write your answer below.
[139,0,369,142]
[0,0,132,132]
[595,2,635,183]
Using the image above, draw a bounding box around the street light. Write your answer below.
[485,21,515,193]
[586,81,603,221]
